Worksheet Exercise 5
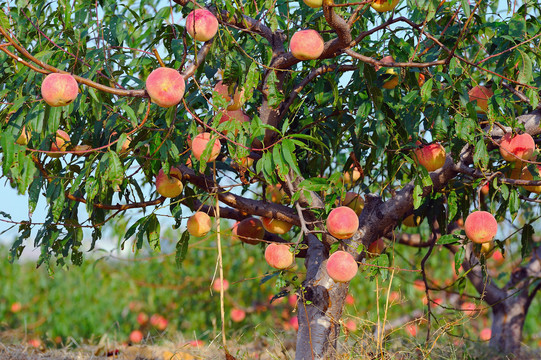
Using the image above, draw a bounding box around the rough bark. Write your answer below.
[295,234,349,360]
[489,290,530,355]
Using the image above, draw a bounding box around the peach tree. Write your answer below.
[1,0,541,358]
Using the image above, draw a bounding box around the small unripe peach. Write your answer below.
[371,0,400,13]
[145,67,185,108]
[231,308,246,322]
[473,241,494,259]
[290,29,324,61]
[187,212,212,237]
[186,9,219,42]
[155,167,183,198]
[326,250,358,282]
[382,68,399,89]
[191,132,221,161]
[233,218,265,245]
[341,164,363,185]
[48,130,71,158]
[265,243,294,269]
[464,211,498,244]
[41,73,78,107]
[214,81,245,111]
[500,133,535,162]
[468,85,493,114]
[326,206,359,239]
[267,184,286,203]
[261,217,293,234]
[303,0,323,7]
[413,142,446,171]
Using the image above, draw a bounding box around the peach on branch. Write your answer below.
[267,184,286,203]
[344,319,357,332]
[371,0,400,13]
[187,211,212,237]
[155,167,183,198]
[340,164,363,185]
[343,192,364,215]
[186,9,219,42]
[326,206,359,239]
[265,243,295,269]
[233,217,265,245]
[367,238,385,257]
[480,328,492,341]
[41,73,79,107]
[413,142,446,171]
[326,250,358,282]
[520,165,541,193]
[473,241,494,259]
[214,81,245,111]
[290,29,324,61]
[345,294,355,305]
[500,133,535,162]
[48,130,71,158]
[191,132,221,161]
[464,211,498,244]
[145,67,185,108]
[468,85,493,114]
[261,217,293,234]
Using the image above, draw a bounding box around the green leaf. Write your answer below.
[175,230,190,269]
[266,71,284,109]
[517,50,533,85]
[521,223,534,259]
[438,234,460,245]
[146,214,161,251]
[473,139,489,169]
[420,77,433,103]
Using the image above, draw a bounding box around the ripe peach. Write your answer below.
[491,250,504,265]
[343,192,364,215]
[460,302,477,316]
[381,68,399,89]
[214,81,245,111]
[290,29,324,61]
[480,328,492,341]
[129,330,143,343]
[520,165,541,194]
[191,132,221,161]
[367,238,385,257]
[145,67,185,108]
[405,323,418,337]
[231,308,246,322]
[289,316,299,331]
[186,9,219,42]
[28,338,42,348]
[10,302,22,313]
[345,294,355,305]
[500,133,535,162]
[212,278,229,292]
[149,314,168,330]
[288,294,298,307]
[413,279,425,292]
[72,144,92,156]
[413,142,446,171]
[265,243,295,269]
[326,250,358,282]
[136,312,149,325]
[371,0,400,13]
[344,319,357,332]
[188,339,205,347]
[187,212,212,237]
[233,218,265,245]
[468,85,493,114]
[481,183,489,196]
[326,206,359,239]
[417,73,426,87]
[41,73,78,107]
[303,0,323,7]
[464,211,498,244]
[48,130,71,158]
[261,217,293,234]
[218,109,250,125]
[155,167,183,198]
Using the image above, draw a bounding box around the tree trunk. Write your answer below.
[489,289,530,355]
[295,235,349,360]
